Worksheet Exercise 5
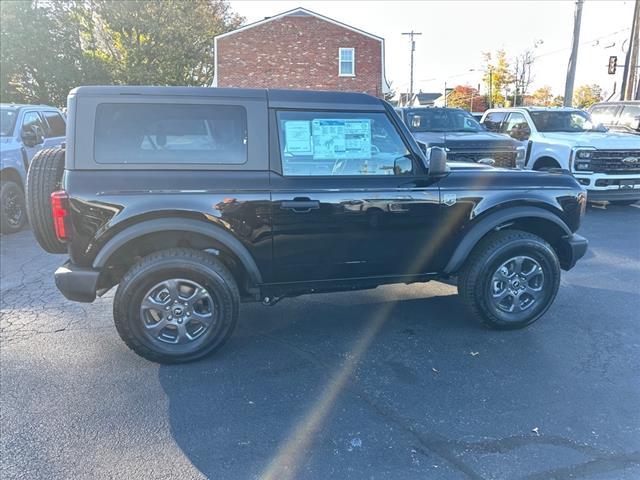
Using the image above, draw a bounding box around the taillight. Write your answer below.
[51,190,70,241]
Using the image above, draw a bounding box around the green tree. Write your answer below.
[572,84,603,109]
[482,49,513,108]
[93,0,243,86]
[447,85,487,112]
[1,0,242,105]
[0,1,108,106]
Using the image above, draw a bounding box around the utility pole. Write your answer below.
[402,31,422,104]
[621,0,640,100]
[564,0,584,107]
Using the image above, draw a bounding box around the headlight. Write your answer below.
[576,150,593,159]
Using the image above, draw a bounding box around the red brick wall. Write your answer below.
[216,14,384,97]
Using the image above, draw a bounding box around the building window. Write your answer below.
[339,48,355,76]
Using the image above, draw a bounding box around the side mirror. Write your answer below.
[22,125,44,147]
[427,146,447,176]
[393,156,413,175]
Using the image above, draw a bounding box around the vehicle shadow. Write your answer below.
[158,279,640,479]
[156,289,547,479]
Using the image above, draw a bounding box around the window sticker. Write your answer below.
[311,119,371,160]
[284,120,312,154]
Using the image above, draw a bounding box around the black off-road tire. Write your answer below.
[0,181,27,234]
[26,147,66,253]
[113,248,240,364]
[458,230,561,330]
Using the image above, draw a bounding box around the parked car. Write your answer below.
[0,104,66,233]
[396,107,525,169]
[589,101,640,135]
[27,86,588,363]
[481,107,640,204]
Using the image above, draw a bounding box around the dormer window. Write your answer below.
[339,48,355,76]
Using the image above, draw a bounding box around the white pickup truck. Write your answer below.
[481,107,640,204]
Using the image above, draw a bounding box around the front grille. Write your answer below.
[447,150,517,168]
[590,150,640,173]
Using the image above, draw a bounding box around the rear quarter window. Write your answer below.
[94,103,247,164]
[42,111,66,137]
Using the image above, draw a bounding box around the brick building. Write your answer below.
[212,7,389,97]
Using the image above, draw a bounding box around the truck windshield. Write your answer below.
[405,109,482,133]
[529,111,593,132]
[0,108,18,136]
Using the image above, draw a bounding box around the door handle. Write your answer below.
[280,198,320,212]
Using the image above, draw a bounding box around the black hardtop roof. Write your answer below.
[69,86,382,107]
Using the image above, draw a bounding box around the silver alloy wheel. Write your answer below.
[4,189,23,226]
[139,278,215,345]
[489,256,544,315]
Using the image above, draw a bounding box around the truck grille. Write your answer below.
[590,150,640,173]
[447,150,517,168]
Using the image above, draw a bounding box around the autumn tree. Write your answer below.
[530,86,554,106]
[447,85,487,112]
[572,84,603,109]
[483,49,513,108]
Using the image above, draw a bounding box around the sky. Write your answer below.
[228,0,635,99]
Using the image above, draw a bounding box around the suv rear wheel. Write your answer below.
[458,230,560,329]
[114,248,240,363]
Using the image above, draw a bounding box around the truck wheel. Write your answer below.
[458,230,560,330]
[113,248,240,364]
[26,147,66,253]
[0,181,26,234]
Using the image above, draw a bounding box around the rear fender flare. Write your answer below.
[444,206,572,274]
[92,217,263,285]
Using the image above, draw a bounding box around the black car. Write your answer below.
[396,107,526,168]
[589,101,640,135]
[26,87,588,364]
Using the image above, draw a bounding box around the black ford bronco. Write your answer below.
[26,87,588,363]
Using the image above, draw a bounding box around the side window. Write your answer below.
[504,113,531,140]
[22,111,45,133]
[589,105,619,125]
[42,111,66,137]
[339,48,355,76]
[483,112,506,132]
[277,111,413,176]
[618,105,640,128]
[94,103,247,164]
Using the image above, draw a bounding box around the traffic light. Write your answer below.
[608,56,617,75]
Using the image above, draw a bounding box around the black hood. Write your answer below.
[411,131,521,150]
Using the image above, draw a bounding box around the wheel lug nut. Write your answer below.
[168,315,173,320]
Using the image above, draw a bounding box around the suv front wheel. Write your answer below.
[114,248,240,363]
[458,230,561,329]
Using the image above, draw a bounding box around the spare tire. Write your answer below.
[26,147,67,253]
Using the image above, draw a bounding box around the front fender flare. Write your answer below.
[92,217,263,285]
[443,206,572,274]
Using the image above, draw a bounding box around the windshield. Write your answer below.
[529,110,593,132]
[0,108,18,136]
[405,109,482,133]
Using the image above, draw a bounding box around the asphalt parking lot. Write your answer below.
[1,204,639,480]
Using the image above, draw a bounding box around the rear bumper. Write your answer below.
[54,262,99,303]
[558,234,588,271]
